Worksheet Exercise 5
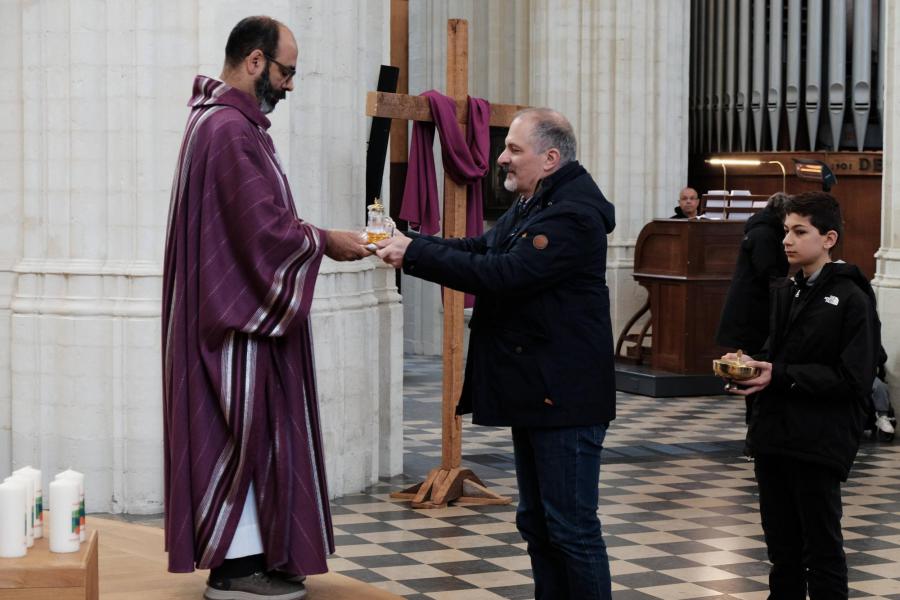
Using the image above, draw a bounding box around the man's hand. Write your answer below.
[324,229,371,261]
[720,352,773,396]
[375,232,412,268]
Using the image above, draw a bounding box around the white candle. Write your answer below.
[13,466,42,539]
[55,469,85,542]
[0,479,27,557]
[48,478,80,553]
[4,475,33,548]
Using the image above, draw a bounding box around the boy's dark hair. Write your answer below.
[225,16,281,69]
[783,191,843,240]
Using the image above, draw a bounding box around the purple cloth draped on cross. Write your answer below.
[400,90,490,237]
[400,90,491,308]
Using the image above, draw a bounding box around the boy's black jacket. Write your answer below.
[749,262,882,480]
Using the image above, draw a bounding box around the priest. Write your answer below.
[161,16,368,600]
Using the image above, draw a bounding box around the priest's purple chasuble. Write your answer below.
[162,75,334,574]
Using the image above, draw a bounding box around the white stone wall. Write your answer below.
[404,1,691,352]
[872,0,900,415]
[0,0,403,513]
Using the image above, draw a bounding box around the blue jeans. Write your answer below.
[512,424,611,600]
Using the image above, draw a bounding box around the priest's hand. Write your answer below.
[324,229,370,261]
[375,233,412,268]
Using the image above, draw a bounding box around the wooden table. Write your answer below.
[0,525,98,600]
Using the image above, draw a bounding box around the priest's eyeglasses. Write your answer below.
[264,54,297,82]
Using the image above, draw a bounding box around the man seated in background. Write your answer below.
[671,186,700,219]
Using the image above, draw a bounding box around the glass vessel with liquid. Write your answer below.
[365,199,395,244]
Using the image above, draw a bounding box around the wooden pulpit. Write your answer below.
[632,219,745,374]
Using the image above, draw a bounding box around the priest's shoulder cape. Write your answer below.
[162,75,333,574]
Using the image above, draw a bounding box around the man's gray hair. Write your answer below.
[514,108,577,165]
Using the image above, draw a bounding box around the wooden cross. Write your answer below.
[366,19,526,508]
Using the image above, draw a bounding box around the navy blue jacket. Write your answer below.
[402,161,617,427]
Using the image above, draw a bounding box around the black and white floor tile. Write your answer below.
[326,355,900,600]
[111,354,900,599]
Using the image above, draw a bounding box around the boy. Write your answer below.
[723,192,881,599]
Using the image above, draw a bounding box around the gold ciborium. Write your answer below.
[713,350,760,383]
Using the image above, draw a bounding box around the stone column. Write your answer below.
[2,0,403,510]
[529,0,692,336]
[0,0,24,472]
[872,1,900,414]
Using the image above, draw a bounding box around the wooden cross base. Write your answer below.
[390,467,512,509]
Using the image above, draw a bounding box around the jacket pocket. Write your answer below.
[490,329,550,409]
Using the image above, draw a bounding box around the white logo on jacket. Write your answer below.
[824,295,839,306]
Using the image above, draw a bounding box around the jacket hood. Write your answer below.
[187,75,271,130]
[745,205,782,233]
[535,161,616,234]
[796,261,877,305]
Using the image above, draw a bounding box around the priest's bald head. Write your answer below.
[221,16,298,114]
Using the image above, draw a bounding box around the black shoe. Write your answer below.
[204,570,307,600]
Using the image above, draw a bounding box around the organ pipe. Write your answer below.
[767,0,783,150]
[828,0,847,150]
[786,0,801,150]
[736,0,751,151]
[751,0,767,150]
[806,0,824,150]
[851,0,872,151]
[725,0,737,151]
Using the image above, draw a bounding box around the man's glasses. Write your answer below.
[264,54,296,82]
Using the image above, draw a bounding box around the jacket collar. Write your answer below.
[532,161,586,205]
[188,75,272,130]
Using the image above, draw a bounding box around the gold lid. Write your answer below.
[368,198,384,212]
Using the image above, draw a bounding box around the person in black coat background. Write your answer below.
[376,108,616,600]
[716,192,790,354]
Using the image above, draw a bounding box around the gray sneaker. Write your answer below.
[204,571,307,600]
[269,570,307,584]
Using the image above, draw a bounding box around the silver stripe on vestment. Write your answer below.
[195,330,236,530]
[271,231,318,336]
[245,242,309,334]
[202,336,257,565]
[302,324,331,554]
[221,331,234,424]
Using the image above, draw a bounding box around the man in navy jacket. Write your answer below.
[377,108,616,600]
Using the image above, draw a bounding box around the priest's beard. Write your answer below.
[255,68,286,114]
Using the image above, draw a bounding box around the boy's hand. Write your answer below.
[722,357,773,396]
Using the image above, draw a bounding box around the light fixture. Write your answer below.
[792,158,837,191]
[704,157,787,193]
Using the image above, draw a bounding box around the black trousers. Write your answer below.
[754,455,848,600]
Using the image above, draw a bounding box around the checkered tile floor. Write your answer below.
[113,355,900,599]
[327,355,900,600]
